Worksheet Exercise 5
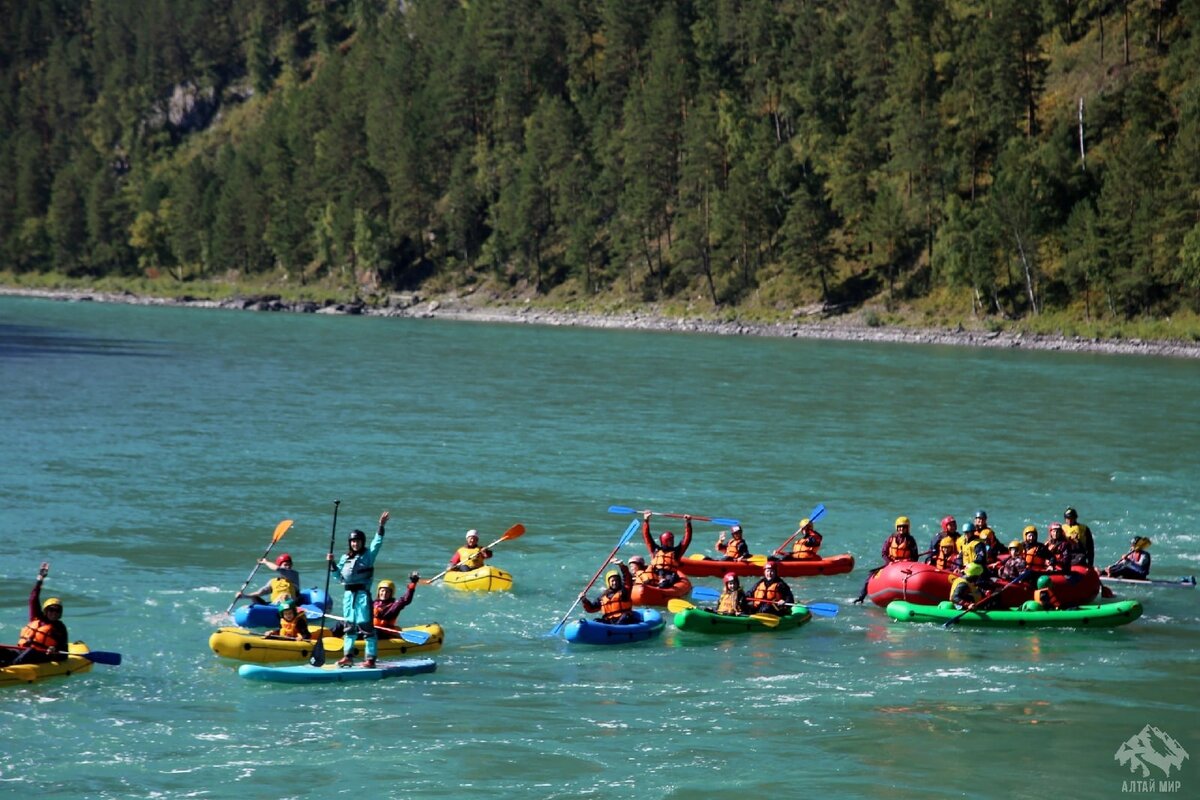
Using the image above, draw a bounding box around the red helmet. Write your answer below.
[940,516,956,533]
[659,532,674,547]
[723,572,739,584]
[275,553,292,566]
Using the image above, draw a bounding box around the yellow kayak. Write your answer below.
[1,642,94,688]
[208,625,444,664]
[444,565,513,592]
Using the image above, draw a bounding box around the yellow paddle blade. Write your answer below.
[667,598,696,613]
[749,613,781,627]
[686,553,706,560]
[748,554,768,565]
[272,520,294,543]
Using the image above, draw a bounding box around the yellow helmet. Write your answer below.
[1022,525,1037,535]
[939,536,956,548]
[377,579,396,593]
[604,570,619,584]
[42,597,62,611]
[894,516,910,528]
[799,518,811,529]
[1008,540,1022,550]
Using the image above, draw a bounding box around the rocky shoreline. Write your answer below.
[5,286,1200,359]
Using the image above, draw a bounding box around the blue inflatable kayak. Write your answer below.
[563,608,665,644]
[237,657,437,684]
[233,588,330,628]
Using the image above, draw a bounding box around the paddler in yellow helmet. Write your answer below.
[0,562,69,667]
[372,575,420,637]
[949,562,991,610]
[580,559,636,624]
[784,518,823,561]
[447,530,493,572]
[881,517,918,563]
[1102,537,1152,580]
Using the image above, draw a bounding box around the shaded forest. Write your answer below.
[2,0,1199,321]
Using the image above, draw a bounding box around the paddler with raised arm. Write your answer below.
[580,560,637,624]
[0,562,69,667]
[641,511,692,587]
[327,510,389,668]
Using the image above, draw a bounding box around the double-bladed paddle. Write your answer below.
[666,597,781,627]
[549,520,640,637]
[321,614,432,645]
[422,523,526,585]
[225,519,294,615]
[689,585,839,617]
[607,505,740,528]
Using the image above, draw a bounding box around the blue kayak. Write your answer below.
[233,588,330,628]
[237,657,437,684]
[563,608,665,645]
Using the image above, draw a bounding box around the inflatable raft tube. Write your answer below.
[885,600,1143,628]
[238,657,437,684]
[563,609,665,644]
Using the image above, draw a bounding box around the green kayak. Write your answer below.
[673,605,812,634]
[886,600,1143,628]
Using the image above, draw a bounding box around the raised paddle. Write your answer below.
[607,505,740,528]
[422,523,526,585]
[225,519,294,615]
[852,549,934,604]
[309,500,339,667]
[549,519,640,637]
[770,504,828,556]
[666,597,781,627]
[321,614,431,645]
[689,586,840,618]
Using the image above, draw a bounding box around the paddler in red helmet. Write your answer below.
[713,572,751,616]
[641,511,692,587]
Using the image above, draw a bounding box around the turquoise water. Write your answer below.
[0,296,1197,799]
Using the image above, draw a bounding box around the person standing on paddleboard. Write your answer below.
[328,510,389,668]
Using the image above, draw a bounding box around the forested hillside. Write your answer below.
[2,0,1198,322]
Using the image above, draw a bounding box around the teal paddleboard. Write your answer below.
[238,658,436,683]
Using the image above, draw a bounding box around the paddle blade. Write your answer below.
[748,555,768,565]
[667,598,696,613]
[81,650,122,666]
[809,504,827,523]
[309,639,326,667]
[691,586,720,602]
[804,602,839,618]
[618,519,640,547]
[501,523,526,541]
[749,614,781,628]
[273,519,294,543]
[608,505,637,516]
[712,517,741,527]
[399,629,431,645]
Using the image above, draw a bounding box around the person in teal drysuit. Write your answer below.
[327,510,389,667]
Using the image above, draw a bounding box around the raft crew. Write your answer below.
[957,523,985,569]
[266,598,310,641]
[1020,526,1051,573]
[927,516,958,564]
[715,524,751,561]
[1102,537,1152,580]
[714,571,751,616]
[0,562,69,667]
[747,562,795,616]
[328,510,389,668]
[580,560,637,625]
[239,553,300,605]
[881,517,919,563]
[973,510,1008,561]
[934,536,961,572]
[372,575,419,636]
[628,555,652,584]
[1061,507,1095,567]
[1046,523,1073,571]
[784,518,823,560]
[949,563,994,610]
[448,530,493,572]
[642,511,692,586]
[1032,575,1063,610]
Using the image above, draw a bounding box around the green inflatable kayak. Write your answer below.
[673,605,812,634]
[885,600,1143,628]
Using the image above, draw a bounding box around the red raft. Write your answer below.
[863,561,1101,608]
[630,575,693,607]
[679,553,855,579]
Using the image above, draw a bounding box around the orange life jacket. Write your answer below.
[1024,547,1048,572]
[888,536,916,561]
[1033,587,1062,610]
[18,619,59,652]
[792,532,822,559]
[752,580,784,604]
[651,548,678,574]
[724,539,745,559]
[600,590,632,620]
[279,609,307,639]
[935,549,958,571]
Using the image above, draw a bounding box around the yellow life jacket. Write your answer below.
[958,538,985,566]
[1061,523,1088,546]
[717,589,744,615]
[269,576,298,603]
[455,546,487,570]
[949,577,982,605]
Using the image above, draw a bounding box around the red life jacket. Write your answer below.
[18,619,59,652]
[600,590,632,620]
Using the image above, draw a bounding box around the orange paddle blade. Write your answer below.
[272,519,294,543]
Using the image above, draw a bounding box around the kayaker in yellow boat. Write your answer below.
[372,575,419,637]
[0,562,69,667]
[265,598,311,641]
[238,553,300,605]
[641,511,692,586]
[713,572,751,616]
[580,560,637,624]
[715,524,751,561]
[781,518,822,560]
[746,562,795,615]
[1102,537,1152,580]
[1061,506,1096,567]
[447,530,493,572]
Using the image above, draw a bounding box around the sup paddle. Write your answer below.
[225,519,294,615]
[689,585,839,618]
[321,614,431,645]
[666,598,780,627]
[549,520,640,637]
[422,523,526,585]
[770,504,828,556]
[607,505,740,528]
[309,500,339,667]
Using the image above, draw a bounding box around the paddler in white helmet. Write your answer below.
[447,530,493,572]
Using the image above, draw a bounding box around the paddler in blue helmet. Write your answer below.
[327,510,389,667]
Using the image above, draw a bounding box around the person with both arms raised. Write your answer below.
[327,510,389,668]
[641,511,692,587]
[0,562,69,667]
[746,561,795,616]
[580,559,637,624]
